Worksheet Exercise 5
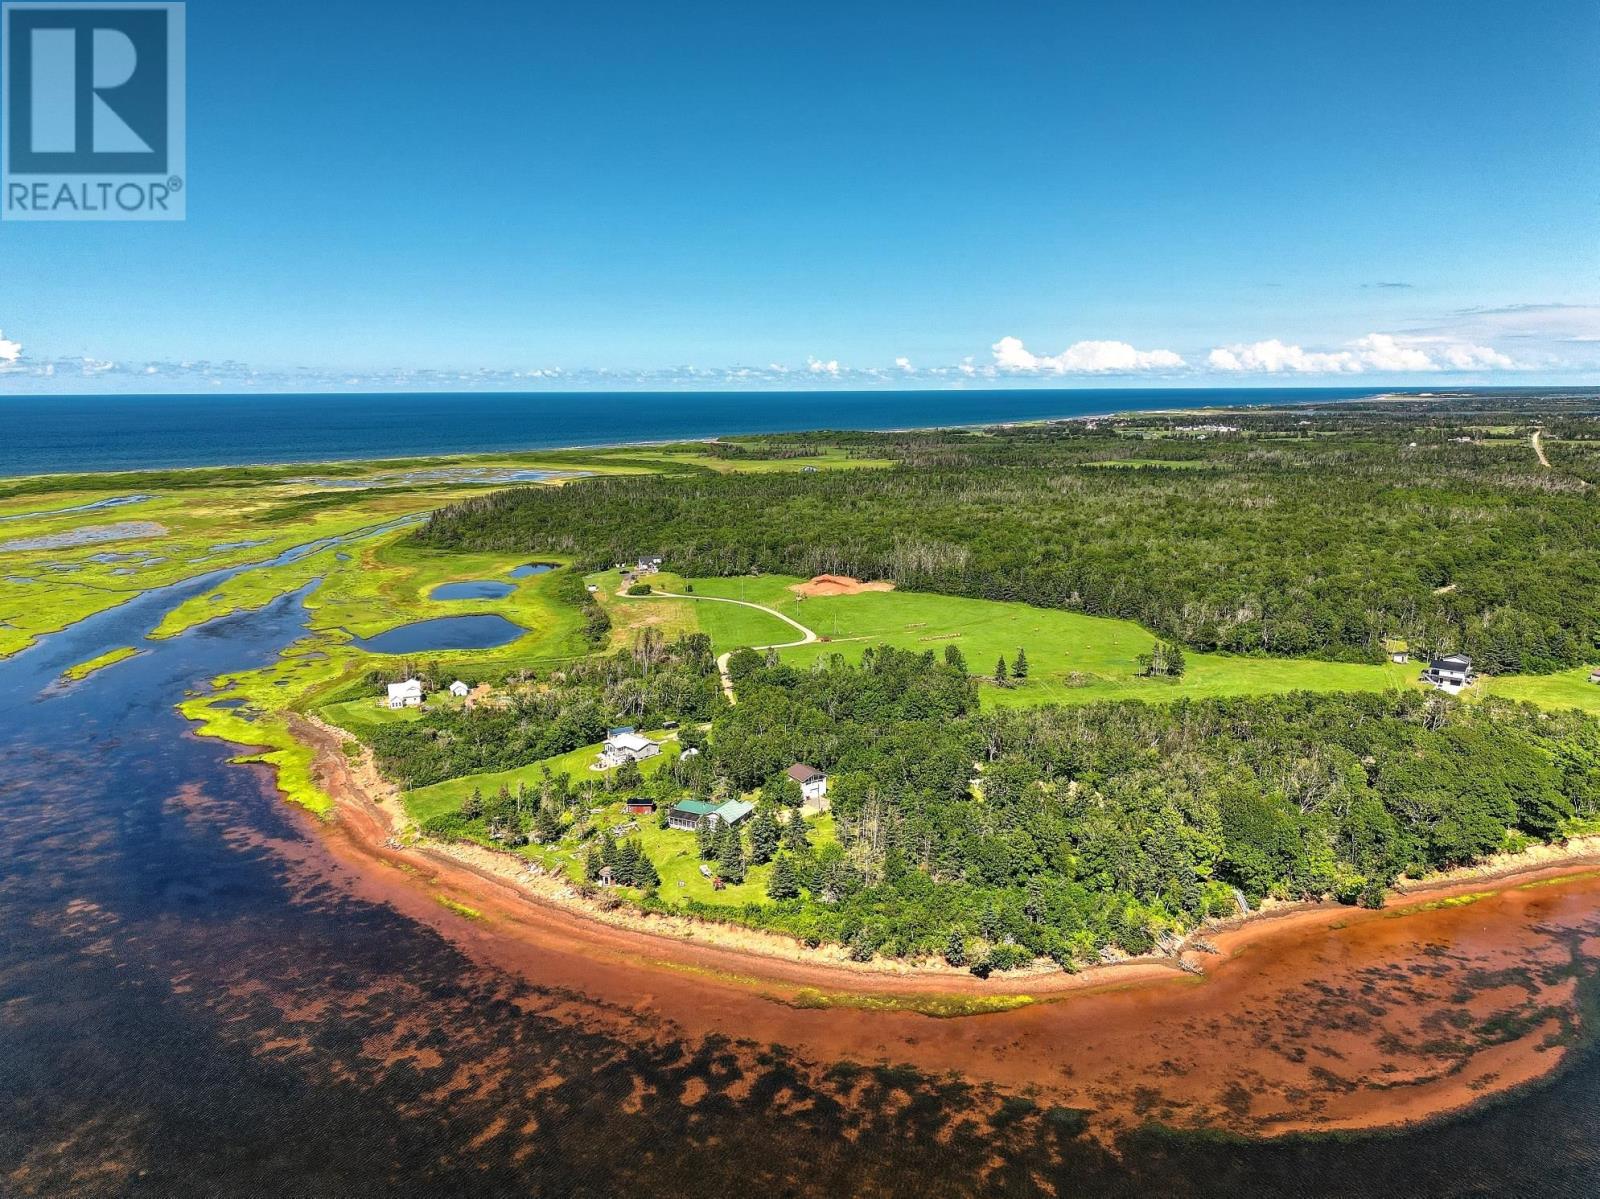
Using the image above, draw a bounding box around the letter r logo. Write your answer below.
[6,5,169,173]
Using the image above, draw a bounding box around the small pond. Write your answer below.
[508,562,558,578]
[430,580,516,601]
[350,614,526,654]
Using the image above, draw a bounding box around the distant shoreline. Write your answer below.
[0,386,1430,479]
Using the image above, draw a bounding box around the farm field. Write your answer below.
[670,574,1426,707]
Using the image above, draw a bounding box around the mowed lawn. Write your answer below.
[681,574,1425,707]
[591,570,804,652]
[402,733,682,823]
[1486,668,1600,715]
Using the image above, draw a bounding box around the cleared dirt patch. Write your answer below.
[790,574,896,598]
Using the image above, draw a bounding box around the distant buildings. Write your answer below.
[598,731,661,769]
[1421,654,1474,693]
[386,679,423,709]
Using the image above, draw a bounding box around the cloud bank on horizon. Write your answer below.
[0,305,1595,391]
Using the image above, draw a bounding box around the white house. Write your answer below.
[449,680,470,698]
[1421,654,1474,693]
[386,679,424,709]
[598,731,661,769]
[787,764,829,812]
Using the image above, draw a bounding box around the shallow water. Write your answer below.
[5,539,1600,1195]
[348,613,525,653]
[429,580,516,600]
[507,562,558,578]
[0,519,167,552]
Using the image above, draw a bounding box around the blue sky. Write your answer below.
[1,0,1597,391]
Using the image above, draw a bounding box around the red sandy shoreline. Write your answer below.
[286,714,1600,1141]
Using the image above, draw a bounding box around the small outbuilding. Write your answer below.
[449,680,470,698]
[386,679,424,709]
[624,798,657,815]
[1589,669,1600,685]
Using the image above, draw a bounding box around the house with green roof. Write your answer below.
[667,798,720,831]
[713,799,754,828]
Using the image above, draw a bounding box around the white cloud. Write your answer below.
[1207,333,1517,375]
[806,356,841,376]
[0,329,20,365]
[894,356,914,373]
[993,336,1186,374]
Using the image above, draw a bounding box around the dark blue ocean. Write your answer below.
[1,387,1421,476]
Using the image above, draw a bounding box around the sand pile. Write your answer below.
[791,574,896,597]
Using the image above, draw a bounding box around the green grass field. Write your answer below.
[1486,667,1600,715]
[670,574,1424,707]
[402,733,683,823]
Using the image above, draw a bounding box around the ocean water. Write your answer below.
[0,387,1418,476]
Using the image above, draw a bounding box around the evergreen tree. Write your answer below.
[1012,647,1029,679]
[717,826,747,883]
[993,656,1009,685]
[1166,641,1187,677]
[533,802,563,844]
[631,840,661,889]
[695,815,715,859]
[782,811,812,854]
[583,845,603,882]
[749,806,781,865]
[944,644,968,673]
[461,786,484,820]
[616,838,641,885]
[767,854,800,900]
[601,833,619,870]
[943,930,968,967]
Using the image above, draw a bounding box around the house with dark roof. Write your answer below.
[1421,653,1474,693]
[787,763,829,812]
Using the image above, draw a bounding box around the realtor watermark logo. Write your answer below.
[1,2,184,220]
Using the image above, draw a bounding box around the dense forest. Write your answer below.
[417,400,1600,673]
[422,642,1600,969]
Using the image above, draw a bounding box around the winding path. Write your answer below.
[1532,428,1552,469]
[615,581,818,703]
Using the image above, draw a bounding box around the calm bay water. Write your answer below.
[0,387,1414,476]
[2,539,1599,1194]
